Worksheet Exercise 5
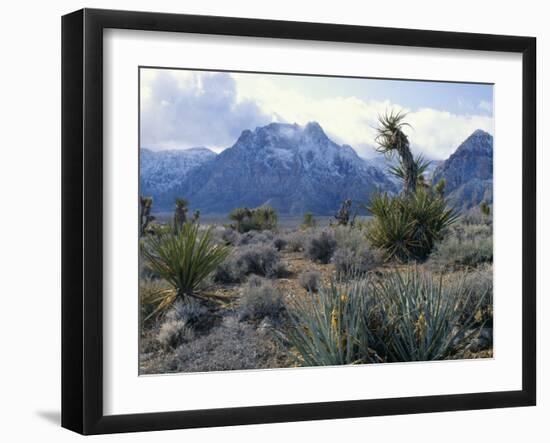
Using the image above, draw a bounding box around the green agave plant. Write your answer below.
[282,279,378,367]
[141,223,230,319]
[373,269,488,361]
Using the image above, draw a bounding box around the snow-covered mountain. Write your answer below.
[141,122,396,215]
[140,147,217,209]
[139,125,493,215]
[432,129,493,211]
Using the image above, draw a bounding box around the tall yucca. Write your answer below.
[387,154,431,189]
[375,110,417,196]
[139,196,154,237]
[173,198,189,232]
[141,223,229,314]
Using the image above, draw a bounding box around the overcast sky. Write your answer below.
[140,68,493,160]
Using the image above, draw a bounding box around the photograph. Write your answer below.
[138,68,494,375]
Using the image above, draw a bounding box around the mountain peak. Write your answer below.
[250,121,327,138]
[456,129,493,155]
[432,129,493,211]
[304,121,324,134]
[471,129,490,137]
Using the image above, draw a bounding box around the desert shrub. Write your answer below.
[462,205,492,226]
[366,189,458,262]
[235,244,287,278]
[429,223,493,270]
[217,227,240,245]
[372,269,488,361]
[212,257,245,284]
[298,270,321,292]
[141,223,229,314]
[306,230,337,264]
[157,319,194,350]
[285,231,307,252]
[282,279,376,366]
[450,264,493,327]
[165,298,212,332]
[166,316,288,372]
[237,277,285,322]
[238,230,274,246]
[214,244,287,282]
[266,260,288,278]
[333,225,366,250]
[301,212,317,229]
[333,245,383,278]
[273,236,287,251]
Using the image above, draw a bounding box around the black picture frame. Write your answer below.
[62,8,537,435]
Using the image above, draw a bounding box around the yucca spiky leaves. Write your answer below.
[228,207,251,233]
[373,269,489,361]
[282,279,376,367]
[374,110,411,155]
[375,109,418,196]
[366,189,459,261]
[388,154,431,186]
[141,223,229,316]
[282,269,488,366]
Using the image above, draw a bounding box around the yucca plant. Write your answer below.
[282,279,377,367]
[139,196,154,237]
[375,110,417,196]
[406,188,459,258]
[479,201,490,216]
[141,223,230,318]
[366,189,458,261]
[372,269,489,361]
[173,198,189,232]
[369,109,458,261]
[366,193,417,261]
[253,206,278,230]
[334,199,353,226]
[301,212,317,229]
[387,154,431,189]
[228,207,251,233]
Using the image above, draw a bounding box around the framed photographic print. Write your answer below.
[61,8,536,435]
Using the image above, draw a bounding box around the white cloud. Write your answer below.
[478,99,493,113]
[140,70,271,150]
[233,74,493,159]
[404,108,493,159]
[141,70,493,159]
